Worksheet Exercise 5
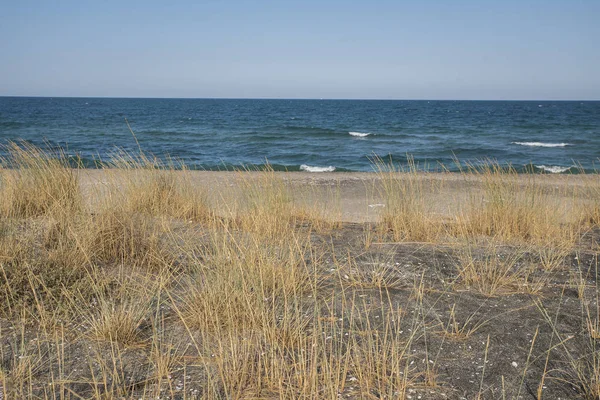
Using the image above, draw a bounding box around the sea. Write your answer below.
[0,97,599,173]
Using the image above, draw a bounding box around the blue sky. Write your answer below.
[1,0,598,99]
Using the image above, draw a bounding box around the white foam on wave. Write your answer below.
[513,142,571,148]
[349,131,371,137]
[535,165,572,174]
[300,164,336,173]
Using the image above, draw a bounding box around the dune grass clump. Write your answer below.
[0,218,91,319]
[105,152,211,222]
[80,278,154,346]
[435,302,491,341]
[537,261,600,400]
[455,243,520,297]
[579,172,600,228]
[455,240,567,298]
[0,142,82,219]
[230,165,342,238]
[87,297,149,346]
[87,209,168,268]
[179,230,314,333]
[79,152,213,269]
[457,162,578,246]
[171,226,426,398]
[375,157,445,242]
[0,143,90,318]
[232,166,298,237]
[176,279,422,398]
[124,168,211,222]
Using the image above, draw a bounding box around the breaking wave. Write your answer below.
[535,165,573,173]
[512,142,571,148]
[300,164,336,172]
[349,131,371,137]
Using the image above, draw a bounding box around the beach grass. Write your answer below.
[0,143,599,399]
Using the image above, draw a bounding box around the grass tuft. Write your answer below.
[0,141,82,219]
[375,156,445,242]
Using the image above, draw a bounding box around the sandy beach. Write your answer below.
[2,148,599,399]
[78,169,595,223]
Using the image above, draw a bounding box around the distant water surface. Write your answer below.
[0,97,599,173]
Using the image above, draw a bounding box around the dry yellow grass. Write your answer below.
[455,242,535,297]
[455,162,579,246]
[1,144,600,399]
[105,152,212,222]
[375,156,446,243]
[0,142,82,219]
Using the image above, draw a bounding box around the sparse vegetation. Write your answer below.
[375,156,446,243]
[456,162,579,245]
[0,144,599,399]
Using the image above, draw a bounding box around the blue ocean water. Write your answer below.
[0,97,599,173]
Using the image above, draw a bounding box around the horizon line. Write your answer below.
[1,95,599,102]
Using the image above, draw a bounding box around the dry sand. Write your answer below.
[78,170,592,223]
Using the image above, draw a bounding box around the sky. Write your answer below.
[1,0,599,100]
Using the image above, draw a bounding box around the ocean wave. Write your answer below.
[300,164,336,172]
[512,142,571,148]
[349,131,371,137]
[535,165,572,174]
